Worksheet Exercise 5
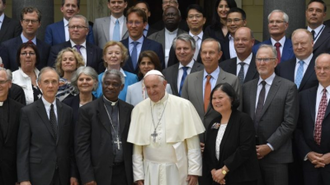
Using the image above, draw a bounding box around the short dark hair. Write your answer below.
[126,7,147,23]
[16,43,40,67]
[20,7,42,22]
[186,4,205,17]
[135,0,150,12]
[108,0,127,2]
[62,0,80,9]
[211,0,237,29]
[307,0,327,12]
[210,83,240,110]
[137,50,162,79]
[227,7,246,20]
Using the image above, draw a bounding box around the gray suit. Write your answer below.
[163,61,204,96]
[181,67,240,142]
[241,75,298,185]
[93,16,128,49]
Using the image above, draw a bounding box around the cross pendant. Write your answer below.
[114,136,122,150]
[151,130,158,142]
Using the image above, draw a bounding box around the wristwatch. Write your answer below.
[221,169,227,175]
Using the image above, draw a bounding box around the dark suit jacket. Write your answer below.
[121,37,164,74]
[17,99,77,185]
[44,20,94,46]
[0,98,23,185]
[312,25,330,57]
[47,41,103,73]
[75,97,133,185]
[162,61,204,96]
[252,38,295,63]
[276,57,318,92]
[9,83,26,105]
[202,110,259,185]
[295,86,330,182]
[219,54,259,84]
[242,75,299,163]
[0,15,22,44]
[0,36,50,71]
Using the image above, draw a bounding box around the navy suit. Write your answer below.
[276,57,318,92]
[44,20,94,46]
[121,37,164,74]
[48,41,103,73]
[313,25,330,57]
[0,37,50,71]
[0,15,22,44]
[252,38,295,63]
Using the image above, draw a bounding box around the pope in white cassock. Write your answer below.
[127,70,205,185]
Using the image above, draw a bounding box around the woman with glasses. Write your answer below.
[12,43,41,105]
[54,47,85,101]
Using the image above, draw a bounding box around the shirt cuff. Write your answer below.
[267,143,274,151]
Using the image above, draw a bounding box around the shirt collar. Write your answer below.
[270,36,286,47]
[0,14,4,23]
[42,96,56,107]
[179,59,195,69]
[70,40,86,48]
[317,84,330,94]
[189,31,203,40]
[63,18,69,26]
[103,95,118,106]
[296,53,313,66]
[129,35,144,44]
[20,33,37,45]
[203,66,220,79]
[237,53,253,65]
[258,73,275,86]
[110,15,124,24]
[307,24,324,33]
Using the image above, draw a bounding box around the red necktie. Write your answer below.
[274,42,281,63]
[204,75,211,112]
[314,88,328,145]
[27,40,34,44]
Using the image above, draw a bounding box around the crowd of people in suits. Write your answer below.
[0,0,330,184]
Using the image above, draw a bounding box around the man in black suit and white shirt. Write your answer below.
[0,0,22,44]
[17,67,78,185]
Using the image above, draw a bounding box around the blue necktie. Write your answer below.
[131,42,139,70]
[179,66,189,96]
[295,60,304,88]
[113,19,120,41]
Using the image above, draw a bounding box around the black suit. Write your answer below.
[0,15,22,44]
[202,110,259,185]
[313,25,330,57]
[0,37,50,71]
[17,99,77,185]
[62,95,96,124]
[48,41,104,73]
[75,97,133,185]
[162,61,204,96]
[295,86,330,185]
[9,83,26,105]
[219,55,259,84]
[0,99,23,185]
[276,57,318,92]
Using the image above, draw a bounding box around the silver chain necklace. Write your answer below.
[150,95,168,142]
[103,104,122,150]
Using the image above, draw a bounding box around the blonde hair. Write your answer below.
[103,41,129,68]
[55,47,85,77]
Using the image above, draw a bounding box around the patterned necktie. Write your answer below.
[255,81,266,132]
[274,42,281,63]
[193,35,200,60]
[311,30,315,41]
[74,45,82,55]
[295,61,304,88]
[113,19,120,41]
[50,104,58,141]
[179,66,189,96]
[314,88,327,145]
[238,62,245,84]
[204,75,211,112]
[131,41,139,70]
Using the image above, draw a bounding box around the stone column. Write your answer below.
[87,0,109,23]
[12,0,54,40]
[263,0,305,40]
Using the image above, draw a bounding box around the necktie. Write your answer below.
[27,40,34,44]
[255,81,266,131]
[314,89,327,145]
[204,75,211,112]
[311,30,315,41]
[193,35,200,60]
[238,62,245,84]
[274,42,281,63]
[113,19,120,41]
[50,104,58,141]
[131,41,139,70]
[295,60,304,88]
[74,45,82,55]
[179,66,189,96]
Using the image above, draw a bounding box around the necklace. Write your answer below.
[150,95,168,142]
[103,104,121,150]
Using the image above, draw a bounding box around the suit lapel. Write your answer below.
[249,79,258,119]
[36,99,56,140]
[309,87,317,123]
[245,55,258,83]
[0,16,10,36]
[261,76,281,116]
[57,20,66,43]
[118,100,128,136]
[97,98,112,135]
[102,17,110,41]
[171,64,180,95]
[313,26,330,51]
[227,58,237,75]
[55,100,64,145]
[5,99,14,144]
[86,43,93,67]
[195,72,205,113]
[299,57,315,91]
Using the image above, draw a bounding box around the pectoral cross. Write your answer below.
[114,136,122,150]
[151,130,158,142]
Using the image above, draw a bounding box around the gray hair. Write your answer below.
[37,67,60,82]
[0,67,12,81]
[69,14,89,28]
[257,44,277,59]
[201,38,222,52]
[102,69,125,85]
[71,66,99,92]
[172,33,196,50]
[268,9,289,23]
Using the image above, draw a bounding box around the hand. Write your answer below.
[135,180,144,185]
[211,169,225,184]
[84,181,97,185]
[186,175,198,185]
[307,151,325,168]
[200,142,205,153]
[256,144,272,159]
[20,181,31,185]
[70,177,79,185]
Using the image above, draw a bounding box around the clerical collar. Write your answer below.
[165,28,178,35]
[151,92,169,105]
[0,102,3,106]
[103,96,118,106]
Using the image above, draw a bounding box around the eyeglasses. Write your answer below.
[268,20,286,25]
[187,14,203,19]
[256,58,276,63]
[0,80,9,85]
[227,18,242,23]
[127,21,143,26]
[163,0,177,5]
[22,19,39,24]
[21,52,36,56]
[68,25,88,30]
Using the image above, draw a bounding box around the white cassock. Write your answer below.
[127,93,205,185]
